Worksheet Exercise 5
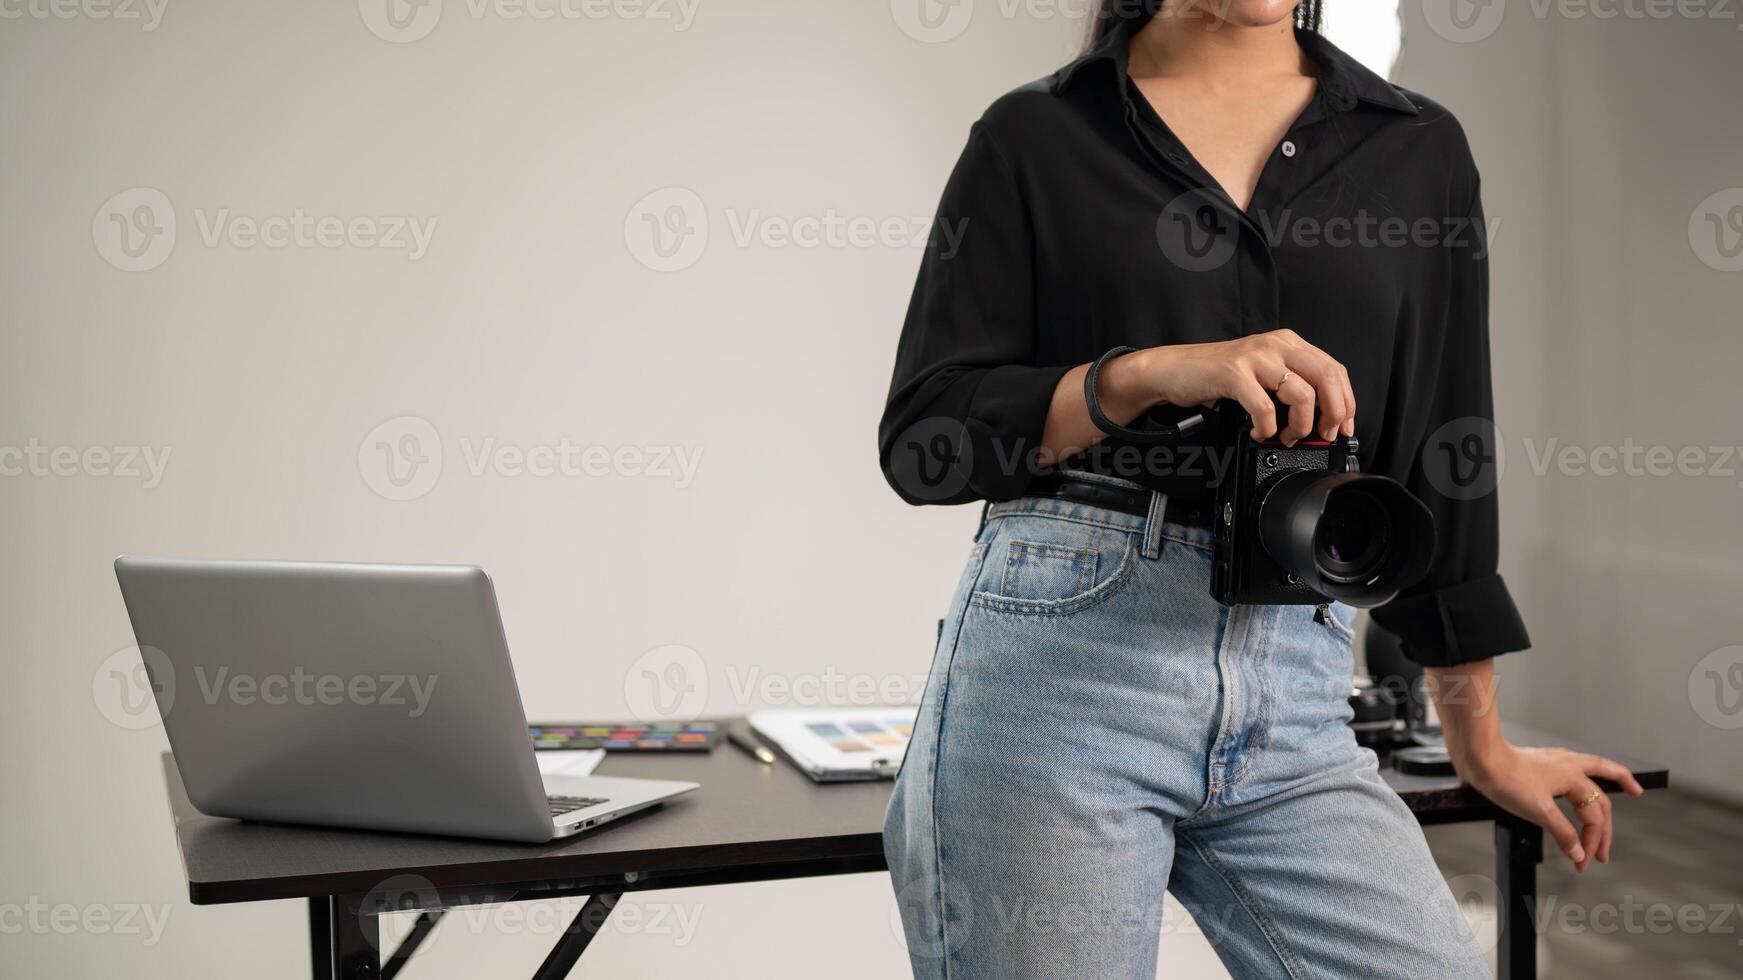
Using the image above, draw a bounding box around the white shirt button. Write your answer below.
[1281,140,1297,158]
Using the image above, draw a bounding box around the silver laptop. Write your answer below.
[113,557,697,843]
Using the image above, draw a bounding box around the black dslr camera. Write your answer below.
[1208,401,1436,608]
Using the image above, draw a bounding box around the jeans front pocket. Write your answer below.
[1000,540,1097,603]
[970,510,1138,618]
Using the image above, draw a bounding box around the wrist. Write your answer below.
[1423,661,1508,783]
[1099,347,1168,418]
[1447,731,1512,784]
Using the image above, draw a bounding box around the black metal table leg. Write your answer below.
[325,895,381,980]
[382,910,444,980]
[1495,817,1542,980]
[310,898,334,980]
[530,893,621,980]
[311,896,443,980]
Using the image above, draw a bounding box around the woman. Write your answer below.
[879,1,1645,977]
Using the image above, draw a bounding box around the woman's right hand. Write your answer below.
[1102,329,1357,446]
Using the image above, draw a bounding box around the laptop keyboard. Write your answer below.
[548,795,608,817]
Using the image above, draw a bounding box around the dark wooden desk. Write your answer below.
[159,725,1666,980]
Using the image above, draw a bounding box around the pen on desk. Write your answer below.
[727,727,776,765]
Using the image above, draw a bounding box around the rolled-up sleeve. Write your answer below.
[878,121,1072,506]
[1371,186,1531,667]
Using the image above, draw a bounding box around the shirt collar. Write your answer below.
[1056,14,1135,92]
[1058,23,1419,118]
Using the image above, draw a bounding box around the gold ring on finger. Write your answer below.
[1576,790,1602,809]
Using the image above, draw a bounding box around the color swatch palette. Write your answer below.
[804,716,913,754]
[529,721,720,752]
[748,707,917,781]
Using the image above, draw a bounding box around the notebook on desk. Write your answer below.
[746,707,918,783]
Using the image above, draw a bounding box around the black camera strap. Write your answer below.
[1083,346,1207,445]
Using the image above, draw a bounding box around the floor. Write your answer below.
[1423,788,1743,978]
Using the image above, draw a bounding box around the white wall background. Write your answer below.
[2,2,1737,978]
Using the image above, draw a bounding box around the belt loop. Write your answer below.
[1142,491,1168,559]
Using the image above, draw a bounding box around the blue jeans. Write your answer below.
[884,478,1491,979]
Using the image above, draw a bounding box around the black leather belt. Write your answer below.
[1026,473,1215,530]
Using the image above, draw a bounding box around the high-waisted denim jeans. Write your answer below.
[884,475,1491,979]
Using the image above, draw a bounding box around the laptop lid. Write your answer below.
[114,557,555,842]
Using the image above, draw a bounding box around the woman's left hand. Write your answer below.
[1460,742,1646,872]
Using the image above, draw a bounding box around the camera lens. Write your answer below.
[1315,488,1392,584]
[1256,471,1435,607]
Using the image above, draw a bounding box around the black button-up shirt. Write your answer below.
[879,26,1529,667]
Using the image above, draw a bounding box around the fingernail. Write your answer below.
[1570,845,1585,863]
